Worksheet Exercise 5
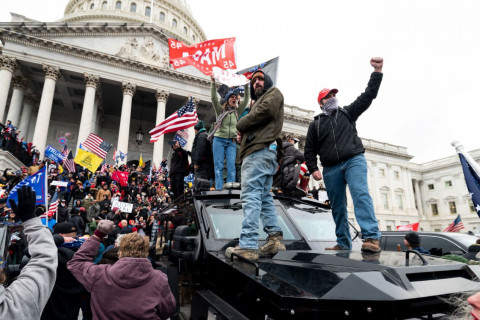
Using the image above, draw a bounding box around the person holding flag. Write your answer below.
[208,75,250,190]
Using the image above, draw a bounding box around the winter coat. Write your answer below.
[0,218,57,319]
[96,188,111,202]
[169,146,189,175]
[273,141,305,191]
[67,236,175,320]
[58,205,70,223]
[191,129,214,179]
[236,71,284,164]
[70,215,85,237]
[41,236,86,320]
[210,82,250,139]
[304,72,383,170]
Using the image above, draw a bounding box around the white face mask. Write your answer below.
[321,97,339,116]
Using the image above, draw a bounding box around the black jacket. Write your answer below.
[273,141,305,190]
[170,146,189,174]
[191,129,214,179]
[305,72,383,170]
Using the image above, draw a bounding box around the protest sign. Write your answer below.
[111,199,133,213]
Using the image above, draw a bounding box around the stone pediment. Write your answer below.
[0,22,208,80]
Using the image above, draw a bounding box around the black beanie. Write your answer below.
[194,120,205,131]
[405,232,420,247]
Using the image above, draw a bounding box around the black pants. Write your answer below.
[170,172,185,200]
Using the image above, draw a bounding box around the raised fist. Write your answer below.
[370,57,383,72]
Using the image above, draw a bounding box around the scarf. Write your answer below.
[322,97,339,116]
[207,107,236,141]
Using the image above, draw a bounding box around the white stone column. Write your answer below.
[0,56,17,124]
[18,93,35,140]
[91,94,99,134]
[117,81,136,164]
[32,64,61,159]
[414,179,424,217]
[367,160,379,210]
[6,77,27,128]
[76,73,99,154]
[153,89,168,167]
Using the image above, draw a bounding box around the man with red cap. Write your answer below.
[304,57,384,252]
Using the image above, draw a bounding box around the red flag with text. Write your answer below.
[112,171,129,187]
[169,38,236,75]
[396,222,419,231]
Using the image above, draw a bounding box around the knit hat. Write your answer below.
[194,120,205,131]
[405,232,420,247]
[53,222,76,234]
[79,207,86,212]
[250,70,264,83]
[112,207,119,212]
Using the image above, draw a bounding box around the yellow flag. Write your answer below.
[139,154,143,168]
[74,149,104,173]
[58,164,64,174]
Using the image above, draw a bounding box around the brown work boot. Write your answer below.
[225,246,259,260]
[260,232,286,256]
[362,238,381,253]
[325,245,344,250]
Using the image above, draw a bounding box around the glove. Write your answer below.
[94,219,115,239]
[9,186,36,222]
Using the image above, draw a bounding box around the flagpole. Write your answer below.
[451,141,480,176]
[44,161,48,227]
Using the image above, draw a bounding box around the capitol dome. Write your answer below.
[60,0,206,45]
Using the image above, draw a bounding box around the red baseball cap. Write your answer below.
[317,88,338,103]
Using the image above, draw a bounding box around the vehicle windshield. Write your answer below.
[287,204,336,241]
[286,203,358,242]
[205,203,297,240]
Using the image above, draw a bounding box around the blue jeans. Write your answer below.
[212,137,237,190]
[239,147,282,249]
[323,154,381,250]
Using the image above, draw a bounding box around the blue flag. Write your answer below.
[7,166,47,208]
[459,153,480,218]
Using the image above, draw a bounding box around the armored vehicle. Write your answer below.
[155,190,480,319]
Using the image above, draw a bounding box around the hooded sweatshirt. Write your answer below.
[67,236,175,320]
[236,71,284,164]
[0,217,57,320]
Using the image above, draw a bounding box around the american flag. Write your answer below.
[458,153,480,218]
[100,161,108,173]
[443,215,465,232]
[83,133,111,159]
[40,191,58,219]
[62,146,76,173]
[149,97,198,143]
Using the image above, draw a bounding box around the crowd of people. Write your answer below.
[2,56,480,318]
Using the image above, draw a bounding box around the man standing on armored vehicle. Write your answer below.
[226,70,285,260]
[305,57,384,252]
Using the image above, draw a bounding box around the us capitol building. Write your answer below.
[0,0,479,233]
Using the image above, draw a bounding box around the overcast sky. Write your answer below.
[1,1,479,163]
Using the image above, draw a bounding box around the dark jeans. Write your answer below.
[170,172,185,200]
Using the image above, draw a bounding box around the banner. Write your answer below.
[111,199,133,213]
[396,222,419,231]
[51,181,68,187]
[7,166,47,207]
[174,129,189,148]
[169,37,236,75]
[112,171,129,187]
[74,149,103,173]
[212,67,249,87]
[237,56,279,85]
[45,145,66,163]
